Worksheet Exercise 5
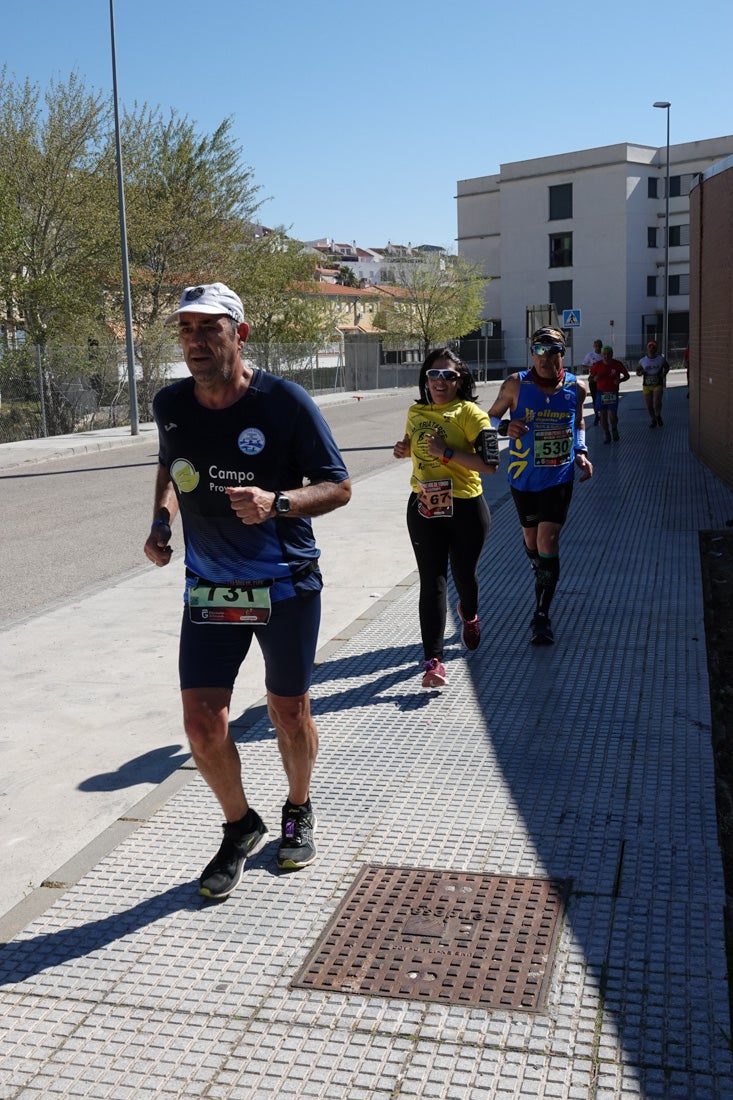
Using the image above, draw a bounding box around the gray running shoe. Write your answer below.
[199,809,268,899]
[278,800,317,870]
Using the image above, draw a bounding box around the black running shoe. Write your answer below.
[530,612,554,646]
[199,809,268,899]
[278,800,317,870]
[612,429,620,442]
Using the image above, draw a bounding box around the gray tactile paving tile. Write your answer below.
[1,384,732,1099]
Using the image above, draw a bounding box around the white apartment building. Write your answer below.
[457,136,733,365]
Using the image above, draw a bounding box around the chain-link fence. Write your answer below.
[0,343,133,444]
[0,340,353,445]
[0,336,690,446]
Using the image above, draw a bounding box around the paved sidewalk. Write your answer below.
[0,388,421,922]
[1,379,732,1099]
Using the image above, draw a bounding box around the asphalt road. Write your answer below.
[0,391,417,627]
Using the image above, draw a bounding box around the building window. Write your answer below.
[549,183,572,220]
[647,227,658,248]
[548,280,573,314]
[648,177,659,198]
[669,224,690,247]
[647,276,658,296]
[668,174,696,198]
[669,273,690,295]
[549,233,572,267]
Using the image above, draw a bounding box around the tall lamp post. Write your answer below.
[110,0,139,434]
[653,100,671,359]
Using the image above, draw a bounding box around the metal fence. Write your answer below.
[0,341,352,445]
[0,337,690,446]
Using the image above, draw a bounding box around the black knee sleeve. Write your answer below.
[535,554,560,614]
[523,541,541,571]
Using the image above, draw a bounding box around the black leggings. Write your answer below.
[406,493,490,660]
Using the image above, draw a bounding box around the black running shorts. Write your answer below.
[178,592,321,697]
[510,482,574,528]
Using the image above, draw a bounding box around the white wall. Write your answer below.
[458,137,733,363]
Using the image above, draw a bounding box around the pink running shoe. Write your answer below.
[457,602,481,650]
[421,658,447,688]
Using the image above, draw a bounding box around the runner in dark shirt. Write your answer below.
[144,282,351,898]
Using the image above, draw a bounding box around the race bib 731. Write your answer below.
[188,581,272,625]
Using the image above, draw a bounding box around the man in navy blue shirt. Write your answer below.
[144,282,351,898]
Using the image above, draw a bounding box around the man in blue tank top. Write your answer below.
[487,327,593,644]
[143,282,351,898]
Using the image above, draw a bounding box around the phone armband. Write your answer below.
[476,427,499,466]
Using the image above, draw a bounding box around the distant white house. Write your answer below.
[302,239,445,286]
[457,135,733,363]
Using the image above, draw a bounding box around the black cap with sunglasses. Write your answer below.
[531,326,566,357]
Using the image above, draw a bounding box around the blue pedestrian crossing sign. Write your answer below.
[563,309,581,327]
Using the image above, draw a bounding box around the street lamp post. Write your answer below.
[653,101,671,359]
[110,0,139,435]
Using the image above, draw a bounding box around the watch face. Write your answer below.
[276,494,290,514]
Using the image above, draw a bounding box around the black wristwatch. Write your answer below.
[273,491,291,515]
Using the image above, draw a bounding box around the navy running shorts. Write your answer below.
[178,592,321,697]
[510,482,574,528]
[595,392,619,413]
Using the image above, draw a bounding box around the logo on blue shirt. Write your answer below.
[238,428,265,455]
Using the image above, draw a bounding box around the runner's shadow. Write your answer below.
[78,744,189,791]
[0,882,198,986]
[229,646,430,731]
[308,643,444,716]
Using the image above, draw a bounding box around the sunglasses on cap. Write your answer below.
[426,368,460,381]
[531,343,565,357]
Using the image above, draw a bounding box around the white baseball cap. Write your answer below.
[165,282,244,325]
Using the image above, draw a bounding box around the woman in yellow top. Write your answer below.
[393,348,498,688]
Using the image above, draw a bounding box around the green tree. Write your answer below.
[373,253,488,359]
[0,168,24,350]
[114,108,263,411]
[336,264,359,287]
[0,69,116,348]
[231,230,330,370]
[118,108,262,329]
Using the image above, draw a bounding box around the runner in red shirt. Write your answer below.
[589,346,630,443]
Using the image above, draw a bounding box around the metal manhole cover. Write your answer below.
[292,865,570,1011]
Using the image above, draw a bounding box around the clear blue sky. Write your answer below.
[3,0,730,251]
